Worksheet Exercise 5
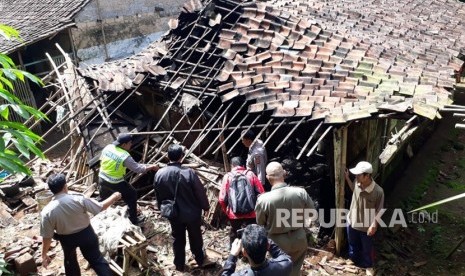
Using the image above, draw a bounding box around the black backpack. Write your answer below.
[227,170,257,214]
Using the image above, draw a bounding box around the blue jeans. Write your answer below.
[347,225,374,268]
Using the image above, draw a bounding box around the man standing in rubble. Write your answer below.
[219,156,265,246]
[41,173,121,276]
[345,161,384,276]
[98,133,159,225]
[255,162,315,276]
[153,144,213,272]
[241,130,268,189]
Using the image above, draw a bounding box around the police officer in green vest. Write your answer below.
[98,133,158,224]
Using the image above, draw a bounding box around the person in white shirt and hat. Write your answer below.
[344,161,384,276]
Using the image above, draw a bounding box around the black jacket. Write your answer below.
[153,163,209,223]
[221,240,292,276]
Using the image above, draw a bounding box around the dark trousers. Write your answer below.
[99,178,138,224]
[347,225,374,268]
[229,218,256,246]
[170,219,205,269]
[56,225,110,276]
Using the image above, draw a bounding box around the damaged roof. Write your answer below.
[0,0,90,54]
[77,0,465,123]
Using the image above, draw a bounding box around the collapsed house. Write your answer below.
[0,0,189,128]
[4,0,465,258]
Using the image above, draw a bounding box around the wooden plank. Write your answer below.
[333,126,347,255]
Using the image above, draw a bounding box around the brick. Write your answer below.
[14,253,37,276]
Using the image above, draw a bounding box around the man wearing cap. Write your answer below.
[344,161,384,275]
[98,133,158,225]
[41,173,121,276]
[255,161,315,276]
[241,130,267,188]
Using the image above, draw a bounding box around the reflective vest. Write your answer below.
[98,144,130,183]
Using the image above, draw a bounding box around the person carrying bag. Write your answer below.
[160,172,180,220]
[153,144,213,271]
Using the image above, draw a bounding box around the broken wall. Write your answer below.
[71,0,187,64]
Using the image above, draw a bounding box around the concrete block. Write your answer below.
[14,253,37,276]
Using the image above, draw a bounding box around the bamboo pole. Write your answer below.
[220,114,230,172]
[444,104,465,109]
[251,118,273,145]
[185,103,227,153]
[132,119,318,136]
[306,126,334,157]
[141,122,152,163]
[440,108,465,112]
[263,118,288,148]
[59,136,82,166]
[55,44,85,112]
[387,115,417,145]
[186,102,233,157]
[66,138,84,179]
[275,117,305,153]
[227,114,262,155]
[180,96,218,143]
[201,101,248,157]
[68,171,95,188]
[45,52,79,136]
[212,113,250,155]
[296,121,323,160]
[85,86,141,147]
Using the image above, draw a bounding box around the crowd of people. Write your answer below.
[39,131,383,276]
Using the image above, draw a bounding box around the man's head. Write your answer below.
[241,224,268,265]
[47,173,67,194]
[113,133,133,150]
[266,161,285,185]
[167,144,185,162]
[241,130,256,148]
[230,156,244,168]
[349,161,373,186]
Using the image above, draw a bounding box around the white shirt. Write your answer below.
[40,193,103,238]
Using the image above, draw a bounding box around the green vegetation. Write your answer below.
[428,226,445,255]
[0,24,47,175]
[401,166,439,210]
[445,180,465,191]
[0,253,12,275]
[457,157,465,169]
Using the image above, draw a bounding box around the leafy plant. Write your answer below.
[428,226,446,255]
[0,253,13,276]
[0,24,47,175]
